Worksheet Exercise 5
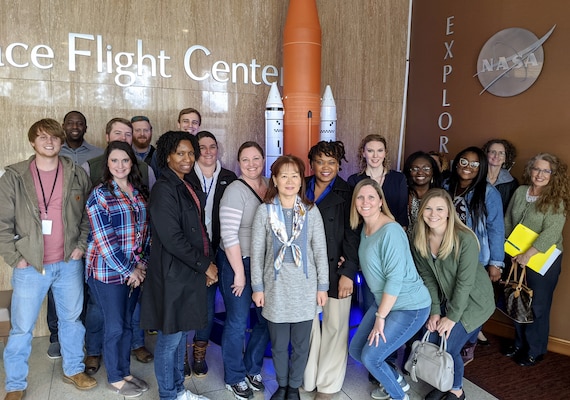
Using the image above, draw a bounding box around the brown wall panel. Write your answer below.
[405,0,570,344]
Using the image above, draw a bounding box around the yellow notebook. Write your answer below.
[504,224,538,256]
[527,244,560,275]
[505,223,560,275]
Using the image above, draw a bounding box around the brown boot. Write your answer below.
[4,391,25,400]
[192,340,208,377]
[183,344,192,380]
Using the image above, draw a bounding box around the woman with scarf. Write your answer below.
[251,155,329,400]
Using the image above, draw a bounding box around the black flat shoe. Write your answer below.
[271,386,287,400]
[477,338,491,346]
[502,345,522,358]
[444,391,466,400]
[425,388,448,400]
[286,386,300,400]
[518,354,544,367]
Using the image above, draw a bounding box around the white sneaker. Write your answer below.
[177,389,210,400]
[371,389,409,400]
[371,374,410,399]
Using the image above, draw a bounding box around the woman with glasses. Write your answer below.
[482,139,518,212]
[444,147,505,364]
[503,153,570,366]
[403,151,442,237]
[475,139,519,346]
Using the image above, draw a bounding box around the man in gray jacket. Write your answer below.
[0,118,96,400]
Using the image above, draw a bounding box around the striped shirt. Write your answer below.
[85,181,150,284]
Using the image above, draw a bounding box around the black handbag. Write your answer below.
[404,331,454,392]
[500,261,534,323]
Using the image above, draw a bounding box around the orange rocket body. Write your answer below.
[283,0,321,172]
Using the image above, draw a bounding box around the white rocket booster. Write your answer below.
[265,81,284,175]
[320,85,336,142]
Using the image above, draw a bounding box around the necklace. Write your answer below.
[454,184,470,198]
[367,167,385,185]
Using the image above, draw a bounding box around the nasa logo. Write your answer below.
[475,25,556,97]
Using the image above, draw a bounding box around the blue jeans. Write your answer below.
[4,260,85,392]
[131,300,145,350]
[155,330,187,400]
[349,305,430,400]
[87,277,138,384]
[218,250,269,385]
[84,284,104,356]
[425,322,480,390]
[193,282,217,343]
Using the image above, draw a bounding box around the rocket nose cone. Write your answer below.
[321,85,336,106]
[266,82,284,108]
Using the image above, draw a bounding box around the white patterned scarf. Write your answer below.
[267,195,306,272]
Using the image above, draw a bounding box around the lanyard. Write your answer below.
[35,161,60,218]
[202,175,215,199]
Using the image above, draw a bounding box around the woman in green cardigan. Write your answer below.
[412,189,495,400]
[503,153,570,366]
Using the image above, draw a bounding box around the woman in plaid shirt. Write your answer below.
[85,141,151,398]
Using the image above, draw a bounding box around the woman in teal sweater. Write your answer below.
[348,179,430,400]
[503,153,570,366]
[412,189,495,400]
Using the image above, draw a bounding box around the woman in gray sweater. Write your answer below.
[251,155,329,400]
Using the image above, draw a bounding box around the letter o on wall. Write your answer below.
[438,112,452,130]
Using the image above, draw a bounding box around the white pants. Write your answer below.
[303,296,352,394]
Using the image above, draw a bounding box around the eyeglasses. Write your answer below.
[487,150,506,157]
[458,158,480,169]
[531,167,553,176]
[131,116,150,123]
[410,166,432,173]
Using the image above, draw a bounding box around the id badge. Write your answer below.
[42,219,53,235]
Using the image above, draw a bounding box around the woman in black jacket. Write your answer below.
[303,141,360,399]
[141,131,217,400]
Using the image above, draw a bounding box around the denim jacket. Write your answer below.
[445,181,505,268]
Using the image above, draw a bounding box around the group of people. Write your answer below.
[0,116,568,400]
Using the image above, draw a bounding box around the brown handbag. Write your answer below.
[500,261,534,324]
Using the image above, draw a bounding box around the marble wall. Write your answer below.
[0,0,409,335]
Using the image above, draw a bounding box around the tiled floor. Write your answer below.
[0,336,498,400]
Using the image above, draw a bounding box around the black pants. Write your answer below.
[47,289,58,343]
[514,254,562,357]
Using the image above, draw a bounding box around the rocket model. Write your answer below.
[320,85,336,142]
[282,0,321,172]
[265,82,284,175]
